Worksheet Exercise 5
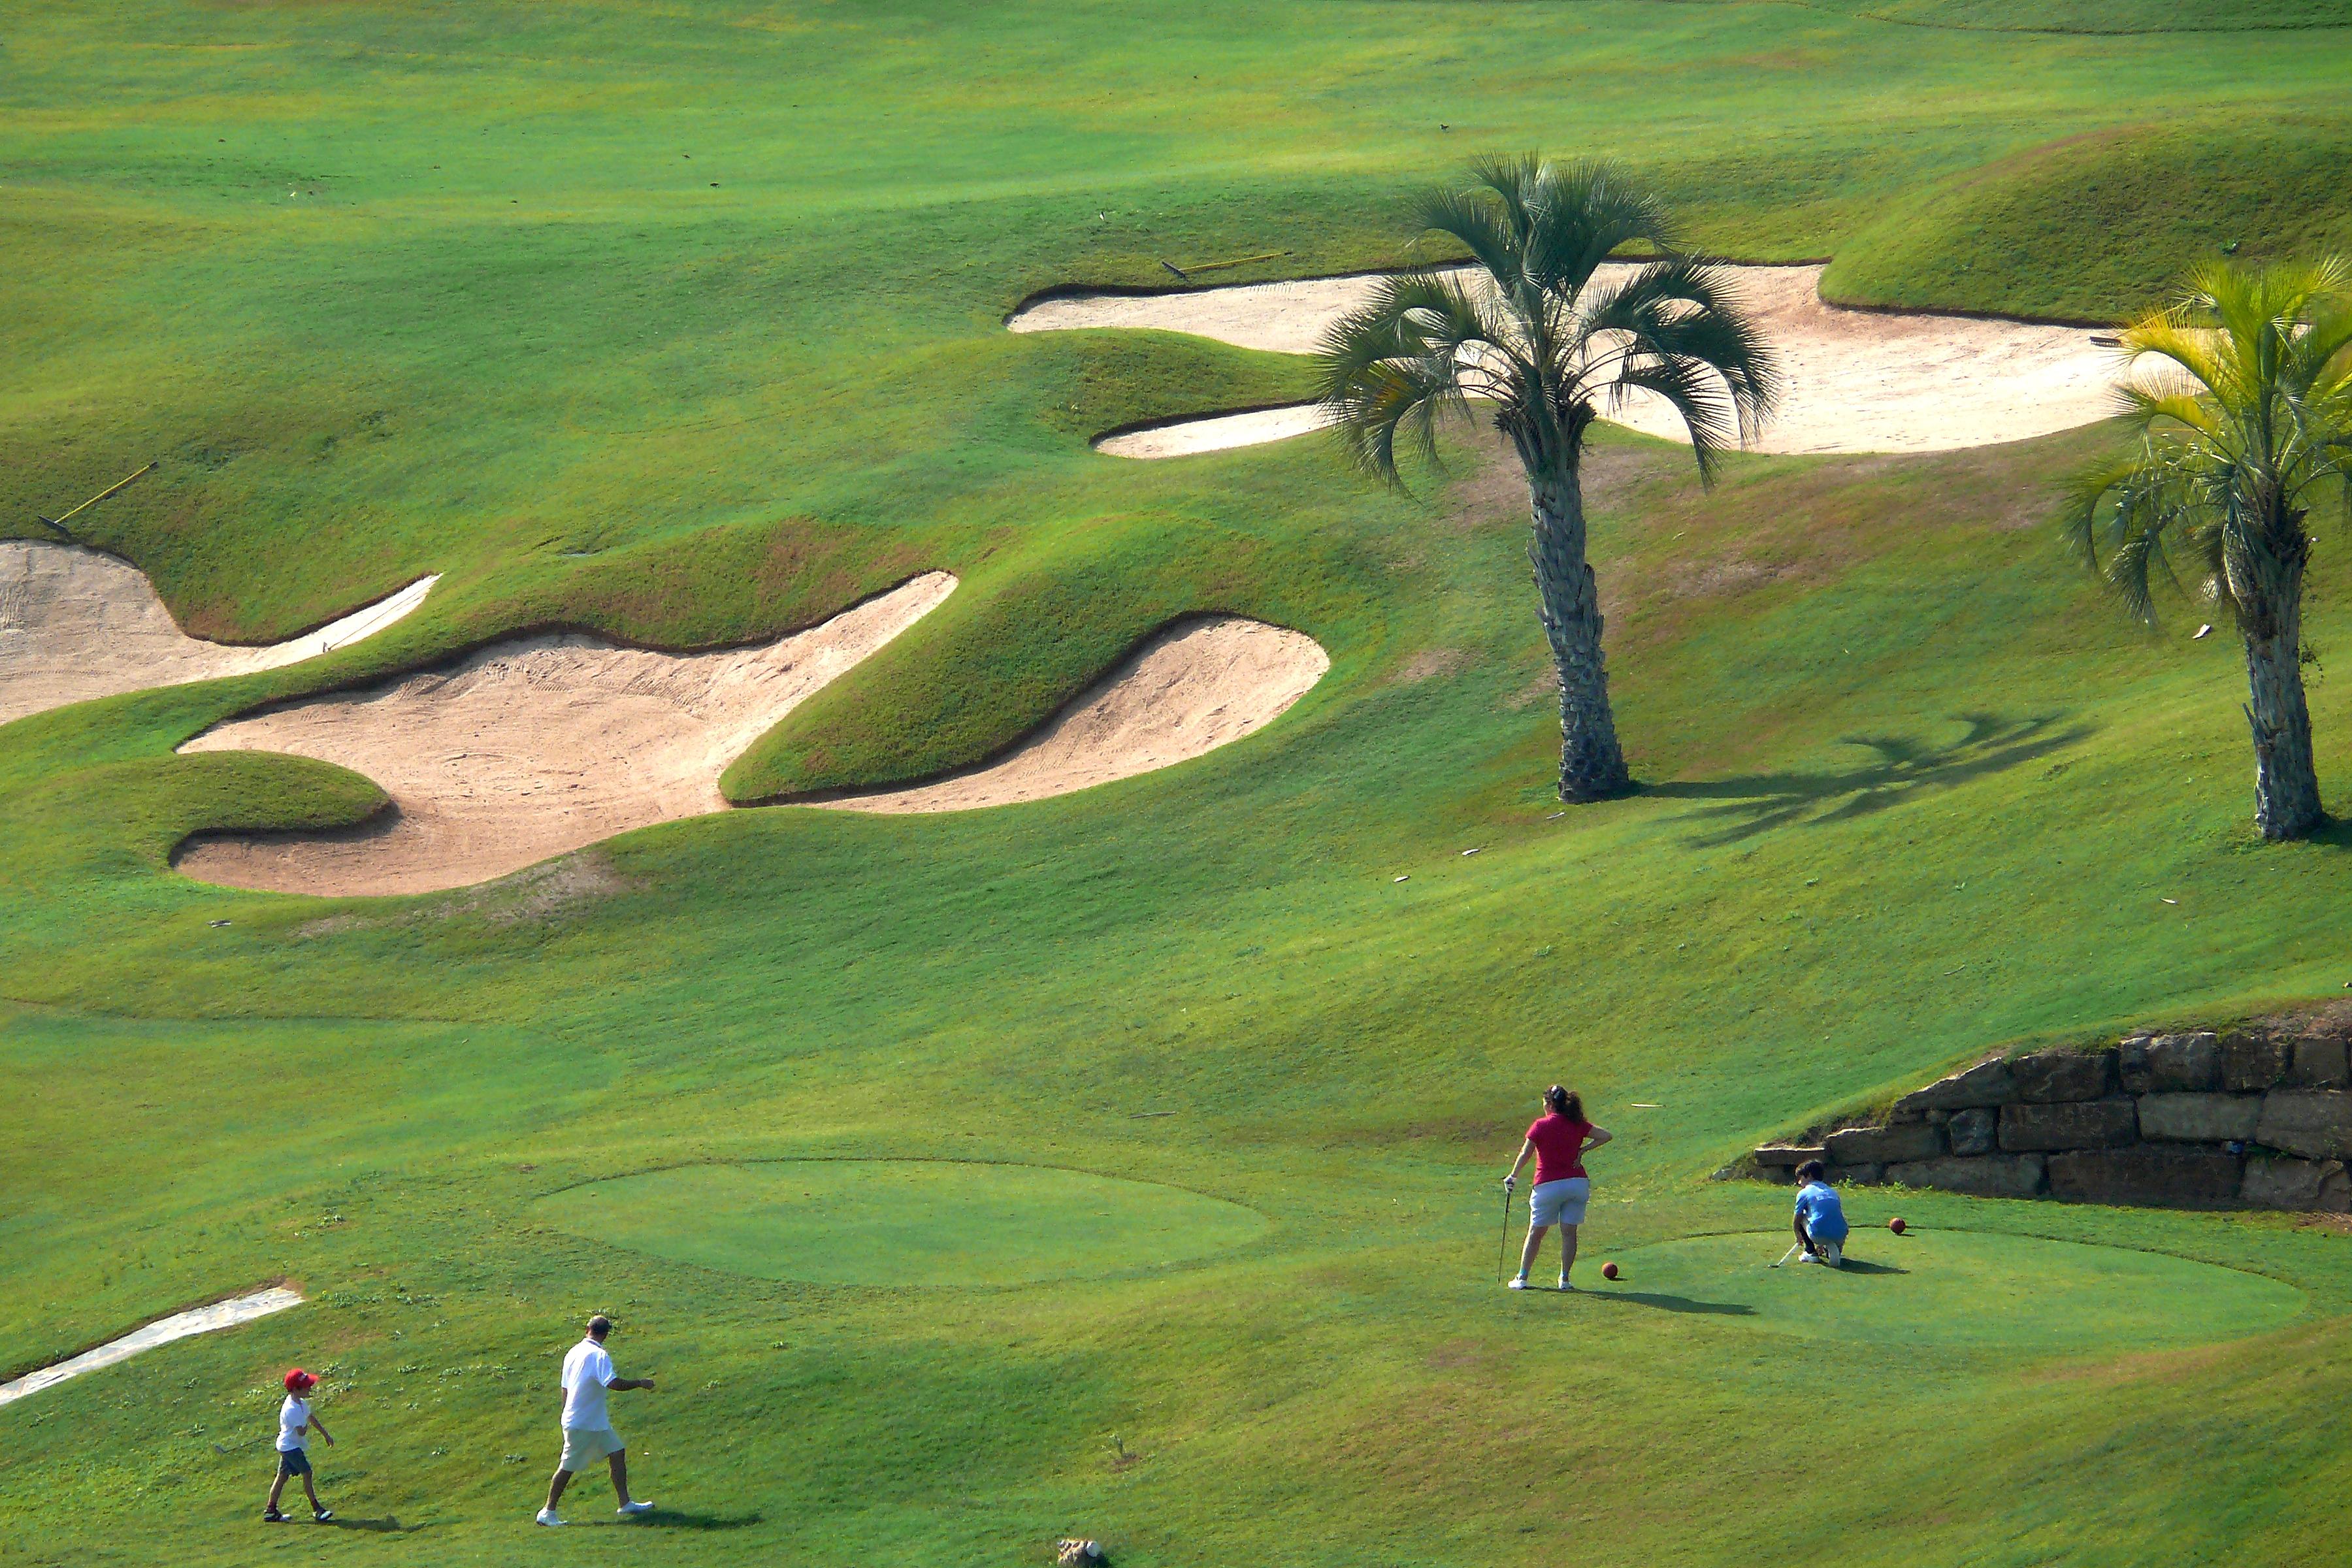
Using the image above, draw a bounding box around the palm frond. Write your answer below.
[1316,271,1517,487]
[2067,256,2352,632]
[1576,259,1782,441]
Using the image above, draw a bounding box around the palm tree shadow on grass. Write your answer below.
[1646,713,2095,847]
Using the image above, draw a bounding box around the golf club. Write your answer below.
[1770,1240,1804,1269]
[1496,1179,1514,1283]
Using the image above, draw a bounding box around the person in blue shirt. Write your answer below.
[1791,1160,1849,1267]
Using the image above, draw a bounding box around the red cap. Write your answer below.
[285,1368,317,1393]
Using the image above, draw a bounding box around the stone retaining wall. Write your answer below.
[1750,1012,2352,1213]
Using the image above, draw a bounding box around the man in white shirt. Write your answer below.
[536,1314,657,1526]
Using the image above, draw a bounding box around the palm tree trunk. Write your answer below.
[2243,536,2323,840]
[1526,461,1631,802]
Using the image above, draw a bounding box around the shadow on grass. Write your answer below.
[1648,713,2094,847]
[1586,1290,1756,1316]
[321,1517,425,1534]
[1831,1258,1908,1275]
[632,1511,766,1531]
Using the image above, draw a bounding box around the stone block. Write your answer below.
[2241,1156,2352,1213]
[2146,1032,2221,1092]
[2117,1034,2155,1094]
[1752,1144,1825,1168]
[2136,1092,2262,1143]
[2012,1049,2116,1103]
[2220,1028,2291,1092]
[1885,1154,2045,1199]
[1946,1106,1998,1157]
[1830,1162,1885,1186]
[1893,1059,2015,1115]
[2048,1147,2242,1209]
[2255,1091,2352,1160]
[2286,1029,2350,1090]
[1999,1099,2138,1152]
[1825,1122,1944,1166]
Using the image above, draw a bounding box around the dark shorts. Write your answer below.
[276,1448,313,1478]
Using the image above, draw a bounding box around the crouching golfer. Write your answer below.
[538,1315,657,1526]
[1793,1160,1849,1266]
[1501,1086,1611,1291]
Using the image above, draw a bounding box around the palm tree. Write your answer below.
[2063,257,2352,841]
[1317,156,1779,801]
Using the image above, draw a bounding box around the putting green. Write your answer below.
[534,1160,1268,1286]
[1589,1231,2304,1354]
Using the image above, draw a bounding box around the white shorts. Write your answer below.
[559,1426,625,1471]
[1529,1177,1590,1228]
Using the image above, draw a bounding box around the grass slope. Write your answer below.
[1825,118,2352,321]
[9,1,2352,1565]
[1782,0,2352,33]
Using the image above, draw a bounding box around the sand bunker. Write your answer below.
[174,574,958,897]
[1009,264,2137,457]
[0,541,436,726]
[823,615,1328,814]
[175,599,1321,894]
[1096,406,1334,460]
[0,1286,302,1408]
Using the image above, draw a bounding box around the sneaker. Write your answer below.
[618,1501,655,1516]
[312,1509,334,1524]
[263,1509,289,1524]
[1796,1251,1820,1264]
[535,1509,565,1527]
[1506,1275,1530,1290]
[1559,1277,1575,1292]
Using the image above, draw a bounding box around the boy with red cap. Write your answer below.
[265,1368,335,1523]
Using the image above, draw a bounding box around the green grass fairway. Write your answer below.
[12,0,2352,1563]
[539,1162,1269,1286]
[1601,1230,2306,1352]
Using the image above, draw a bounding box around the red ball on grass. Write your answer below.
[1600,1262,1620,1281]
[1888,1217,1908,1235]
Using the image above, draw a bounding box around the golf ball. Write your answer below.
[1888,1217,1908,1235]
[1601,1262,1620,1281]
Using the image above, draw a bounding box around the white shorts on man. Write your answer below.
[1529,1176,1590,1228]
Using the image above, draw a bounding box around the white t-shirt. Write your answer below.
[560,1339,616,1431]
[278,1395,310,1452]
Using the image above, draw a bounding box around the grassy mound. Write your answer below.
[536,1161,1269,1286]
[1824,118,2352,321]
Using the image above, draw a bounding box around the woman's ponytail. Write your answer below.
[1544,1085,1583,1120]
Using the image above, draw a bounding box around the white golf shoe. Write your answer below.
[1506,1275,1530,1290]
[619,1501,655,1516]
[535,1508,564,1527]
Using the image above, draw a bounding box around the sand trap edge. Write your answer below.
[0,1286,303,1407]
[798,613,1331,815]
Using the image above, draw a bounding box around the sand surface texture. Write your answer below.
[0,1287,302,1408]
[823,615,1328,814]
[1009,264,2131,457]
[0,541,437,725]
[176,574,958,896]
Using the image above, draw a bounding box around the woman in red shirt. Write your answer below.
[1500,1085,1612,1290]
